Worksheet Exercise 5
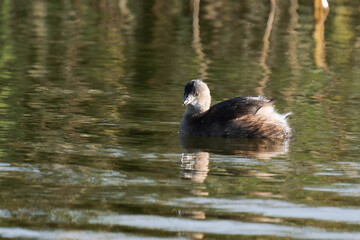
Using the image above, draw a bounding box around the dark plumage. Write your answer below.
[179,79,292,138]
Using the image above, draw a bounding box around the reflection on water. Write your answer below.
[181,152,209,183]
[313,0,330,70]
[1,0,360,239]
[256,0,276,96]
[192,0,210,80]
[0,227,183,240]
[171,197,360,224]
[180,135,289,158]
[180,135,289,185]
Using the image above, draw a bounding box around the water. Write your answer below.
[0,0,360,239]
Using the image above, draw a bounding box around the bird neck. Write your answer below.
[185,97,211,116]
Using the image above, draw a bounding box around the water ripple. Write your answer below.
[0,227,182,240]
[169,198,360,224]
[89,214,360,239]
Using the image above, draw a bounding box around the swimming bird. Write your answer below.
[179,79,292,139]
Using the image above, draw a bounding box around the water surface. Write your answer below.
[1,0,360,239]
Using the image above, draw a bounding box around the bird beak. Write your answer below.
[182,94,195,106]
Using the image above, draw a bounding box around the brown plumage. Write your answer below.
[179,79,292,139]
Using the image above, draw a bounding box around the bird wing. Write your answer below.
[199,96,272,124]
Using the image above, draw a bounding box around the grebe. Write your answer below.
[179,79,292,139]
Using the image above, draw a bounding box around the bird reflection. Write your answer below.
[180,135,290,183]
[181,152,209,183]
[180,135,289,158]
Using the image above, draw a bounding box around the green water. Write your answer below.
[0,0,360,239]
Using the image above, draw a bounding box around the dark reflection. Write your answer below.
[180,135,290,183]
[180,135,289,158]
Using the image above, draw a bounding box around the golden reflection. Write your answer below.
[313,0,329,70]
[256,0,276,96]
[192,0,210,80]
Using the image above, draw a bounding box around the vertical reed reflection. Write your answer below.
[256,0,276,96]
[192,0,209,80]
[287,0,299,73]
[283,0,299,105]
[28,0,48,79]
[313,0,336,99]
[313,0,329,70]
[118,0,135,32]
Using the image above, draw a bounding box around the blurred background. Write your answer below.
[0,0,360,239]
